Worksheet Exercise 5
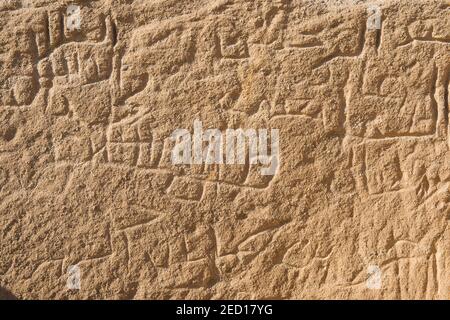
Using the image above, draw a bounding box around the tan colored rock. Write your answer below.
[0,0,449,299]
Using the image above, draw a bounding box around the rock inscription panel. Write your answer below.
[0,0,449,299]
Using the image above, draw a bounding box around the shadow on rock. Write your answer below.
[0,287,17,300]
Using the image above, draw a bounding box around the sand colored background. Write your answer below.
[0,0,449,299]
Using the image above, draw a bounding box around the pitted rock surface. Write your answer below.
[0,0,449,299]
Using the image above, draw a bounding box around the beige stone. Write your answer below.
[0,0,449,299]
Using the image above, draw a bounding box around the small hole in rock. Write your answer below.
[4,127,16,142]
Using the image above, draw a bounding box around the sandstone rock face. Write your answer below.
[0,0,449,300]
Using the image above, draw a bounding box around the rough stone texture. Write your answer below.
[0,0,449,300]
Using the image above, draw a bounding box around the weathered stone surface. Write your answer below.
[0,0,449,299]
